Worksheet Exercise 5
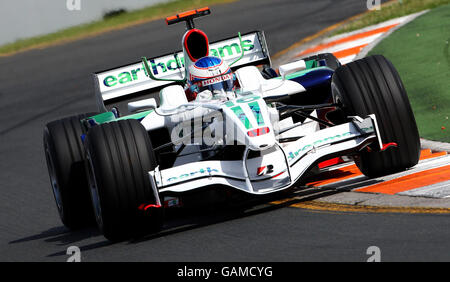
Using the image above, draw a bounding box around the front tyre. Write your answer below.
[85,119,163,241]
[331,55,420,177]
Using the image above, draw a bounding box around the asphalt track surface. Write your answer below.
[1,0,449,262]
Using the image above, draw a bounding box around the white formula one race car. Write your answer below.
[43,7,420,241]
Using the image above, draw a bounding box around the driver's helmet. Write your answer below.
[186,56,237,101]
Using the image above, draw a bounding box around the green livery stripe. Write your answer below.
[224,101,235,107]
[86,110,153,125]
[275,66,331,80]
[248,101,264,126]
[231,106,253,129]
[116,110,153,121]
[305,59,317,69]
[87,111,116,124]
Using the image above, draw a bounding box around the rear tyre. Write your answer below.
[85,119,163,241]
[43,113,97,229]
[331,55,420,177]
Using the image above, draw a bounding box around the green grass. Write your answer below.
[0,0,234,56]
[335,0,450,35]
[368,4,450,142]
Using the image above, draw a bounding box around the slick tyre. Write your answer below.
[331,55,420,177]
[43,113,97,229]
[85,119,163,241]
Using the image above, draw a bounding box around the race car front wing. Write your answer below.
[149,115,383,195]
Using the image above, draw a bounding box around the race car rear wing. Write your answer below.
[93,31,271,112]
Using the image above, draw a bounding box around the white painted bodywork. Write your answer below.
[152,114,380,195]
[138,76,382,194]
[90,29,385,196]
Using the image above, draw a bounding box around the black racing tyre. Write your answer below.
[302,52,341,70]
[85,119,163,241]
[331,55,420,177]
[43,113,97,229]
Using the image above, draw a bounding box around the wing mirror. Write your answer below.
[279,60,306,80]
[128,98,157,113]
